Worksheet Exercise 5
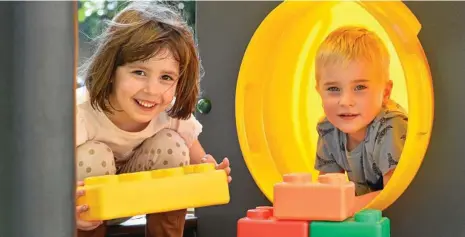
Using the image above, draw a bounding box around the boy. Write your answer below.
[314,26,408,209]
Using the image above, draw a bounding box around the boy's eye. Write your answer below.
[355,85,367,90]
[132,70,146,76]
[327,87,339,92]
[161,75,174,81]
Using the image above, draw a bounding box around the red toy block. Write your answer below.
[273,173,355,221]
[237,207,308,237]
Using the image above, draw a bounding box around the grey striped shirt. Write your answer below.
[314,100,408,196]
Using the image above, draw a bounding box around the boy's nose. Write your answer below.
[339,93,355,107]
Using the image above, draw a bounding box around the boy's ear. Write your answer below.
[315,80,322,94]
[383,80,393,101]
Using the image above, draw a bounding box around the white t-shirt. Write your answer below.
[75,87,203,163]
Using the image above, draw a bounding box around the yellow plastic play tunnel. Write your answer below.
[236,0,434,210]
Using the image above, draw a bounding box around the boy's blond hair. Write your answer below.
[315,26,390,85]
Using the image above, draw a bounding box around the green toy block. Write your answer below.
[310,209,390,237]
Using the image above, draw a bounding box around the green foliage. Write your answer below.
[77,0,196,40]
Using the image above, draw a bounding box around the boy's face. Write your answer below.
[317,60,392,139]
[109,49,179,129]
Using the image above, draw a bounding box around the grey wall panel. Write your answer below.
[0,2,15,236]
[0,2,76,237]
[385,2,465,236]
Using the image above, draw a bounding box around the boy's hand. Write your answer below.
[201,154,232,183]
[76,181,103,231]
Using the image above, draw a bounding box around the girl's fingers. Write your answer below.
[76,205,88,214]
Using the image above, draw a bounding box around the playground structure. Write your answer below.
[195,1,465,237]
[1,1,465,237]
[235,0,433,211]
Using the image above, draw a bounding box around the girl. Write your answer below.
[75,2,231,237]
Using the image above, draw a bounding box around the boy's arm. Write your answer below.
[352,115,407,212]
[314,130,345,174]
[352,169,394,212]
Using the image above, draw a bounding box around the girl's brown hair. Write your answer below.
[79,1,201,120]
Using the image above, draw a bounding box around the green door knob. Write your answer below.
[196,98,212,114]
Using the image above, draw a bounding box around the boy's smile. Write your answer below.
[317,60,392,140]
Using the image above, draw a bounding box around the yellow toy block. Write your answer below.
[77,163,230,221]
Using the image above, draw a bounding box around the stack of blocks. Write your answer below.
[237,173,390,237]
[77,163,230,221]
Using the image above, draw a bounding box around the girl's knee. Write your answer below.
[76,141,117,181]
[143,129,190,169]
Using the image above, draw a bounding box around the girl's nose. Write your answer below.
[144,78,163,95]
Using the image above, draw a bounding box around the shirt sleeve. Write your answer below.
[373,116,408,176]
[170,114,203,147]
[75,109,89,148]
[314,134,344,173]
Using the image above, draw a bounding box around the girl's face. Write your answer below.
[108,49,179,132]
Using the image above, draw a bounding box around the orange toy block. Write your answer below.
[273,173,355,221]
[237,206,308,237]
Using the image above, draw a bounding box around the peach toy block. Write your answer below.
[76,163,230,221]
[273,173,355,221]
[237,206,308,237]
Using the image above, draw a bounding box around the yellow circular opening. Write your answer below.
[235,1,434,210]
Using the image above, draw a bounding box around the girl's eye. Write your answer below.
[132,70,146,76]
[355,85,367,90]
[161,75,174,81]
[327,87,339,92]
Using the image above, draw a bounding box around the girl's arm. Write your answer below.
[189,139,207,164]
[188,139,232,183]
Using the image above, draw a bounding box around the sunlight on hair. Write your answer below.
[315,26,391,83]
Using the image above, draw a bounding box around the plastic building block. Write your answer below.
[273,173,355,221]
[237,206,308,237]
[76,163,230,221]
[310,209,390,237]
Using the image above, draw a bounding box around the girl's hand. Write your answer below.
[201,154,232,183]
[76,181,103,231]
